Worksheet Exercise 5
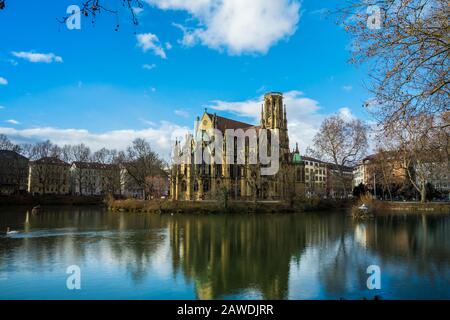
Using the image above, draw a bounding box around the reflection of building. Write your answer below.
[170,92,304,201]
[168,215,297,299]
[0,150,29,194]
[70,162,120,195]
[28,157,70,195]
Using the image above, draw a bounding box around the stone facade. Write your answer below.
[170,92,305,201]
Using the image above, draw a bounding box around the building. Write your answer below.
[353,154,408,188]
[120,167,143,198]
[170,92,305,201]
[28,157,70,195]
[302,156,327,198]
[120,166,169,199]
[327,164,353,199]
[70,162,120,196]
[0,150,29,195]
[420,162,450,198]
[352,163,366,187]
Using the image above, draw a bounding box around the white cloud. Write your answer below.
[174,109,190,118]
[165,42,172,50]
[338,107,356,121]
[140,118,157,126]
[143,63,157,70]
[207,90,324,151]
[0,77,8,85]
[147,0,301,55]
[7,59,18,66]
[136,33,167,59]
[11,51,63,63]
[342,85,353,92]
[0,122,190,160]
[5,119,20,125]
[132,7,144,15]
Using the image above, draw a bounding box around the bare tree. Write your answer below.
[310,115,368,195]
[58,0,144,28]
[92,148,121,195]
[66,144,91,195]
[381,113,447,202]
[121,138,165,199]
[27,140,62,160]
[0,134,19,151]
[339,0,449,129]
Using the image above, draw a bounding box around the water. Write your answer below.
[0,206,449,300]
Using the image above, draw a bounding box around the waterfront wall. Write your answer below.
[378,201,450,214]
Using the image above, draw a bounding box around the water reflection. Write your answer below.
[0,207,449,299]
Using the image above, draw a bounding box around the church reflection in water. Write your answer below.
[167,213,450,299]
[0,208,449,299]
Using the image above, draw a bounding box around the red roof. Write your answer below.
[206,112,254,132]
[33,157,70,166]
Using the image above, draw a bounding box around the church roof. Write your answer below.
[292,153,302,163]
[206,112,254,132]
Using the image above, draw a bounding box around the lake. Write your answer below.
[0,206,449,300]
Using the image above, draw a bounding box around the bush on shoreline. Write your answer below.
[106,197,351,214]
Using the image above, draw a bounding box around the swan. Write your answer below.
[31,205,41,215]
[6,227,19,235]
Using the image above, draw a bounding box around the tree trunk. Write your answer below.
[420,182,426,203]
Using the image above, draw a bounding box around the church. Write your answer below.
[170,92,306,201]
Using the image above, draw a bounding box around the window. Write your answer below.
[296,167,302,182]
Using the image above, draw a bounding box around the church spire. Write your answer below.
[260,104,264,127]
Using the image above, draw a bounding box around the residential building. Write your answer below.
[302,156,327,198]
[120,166,169,199]
[28,157,70,195]
[327,164,353,199]
[70,162,120,196]
[0,150,29,194]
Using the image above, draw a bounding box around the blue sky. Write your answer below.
[0,0,371,156]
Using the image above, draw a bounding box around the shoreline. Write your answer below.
[1,196,448,215]
[0,195,105,206]
[107,198,352,214]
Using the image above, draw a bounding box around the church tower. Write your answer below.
[261,92,290,160]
